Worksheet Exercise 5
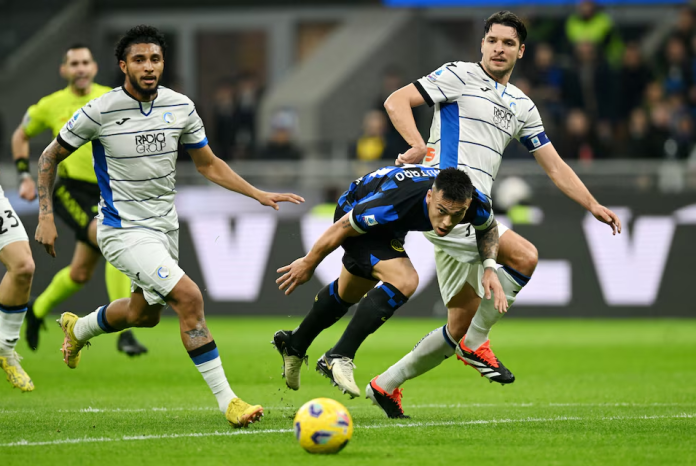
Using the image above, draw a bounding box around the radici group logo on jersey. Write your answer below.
[135,132,166,153]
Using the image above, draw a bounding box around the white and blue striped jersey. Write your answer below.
[57,86,207,233]
[414,61,550,198]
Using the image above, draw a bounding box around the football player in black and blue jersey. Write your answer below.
[273,166,505,399]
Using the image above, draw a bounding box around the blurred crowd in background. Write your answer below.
[204,1,696,163]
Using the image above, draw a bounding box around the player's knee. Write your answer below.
[519,243,538,274]
[11,257,35,284]
[394,273,419,298]
[69,266,93,284]
[133,312,160,328]
[176,286,204,318]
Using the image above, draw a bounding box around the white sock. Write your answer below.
[376,325,457,392]
[190,343,236,413]
[464,267,525,351]
[0,304,27,354]
[73,306,111,342]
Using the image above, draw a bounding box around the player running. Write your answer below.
[34,25,304,427]
[368,11,622,418]
[273,166,505,400]
[12,44,147,356]
[0,189,36,392]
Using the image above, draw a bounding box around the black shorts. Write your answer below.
[333,205,409,281]
[53,178,100,250]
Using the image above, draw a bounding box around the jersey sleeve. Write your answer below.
[180,105,208,149]
[57,103,101,152]
[414,62,467,107]
[348,189,409,234]
[463,188,496,230]
[22,103,49,138]
[515,101,550,152]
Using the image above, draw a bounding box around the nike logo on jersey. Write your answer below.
[480,87,491,92]
[116,118,131,125]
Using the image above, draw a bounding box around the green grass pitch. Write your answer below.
[1,317,695,465]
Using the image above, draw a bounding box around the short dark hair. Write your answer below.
[433,168,474,203]
[484,11,527,44]
[114,25,167,62]
[63,44,92,63]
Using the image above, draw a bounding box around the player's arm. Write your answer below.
[384,84,427,165]
[474,220,507,313]
[35,139,74,257]
[188,144,304,210]
[277,213,362,296]
[11,123,36,201]
[533,143,622,235]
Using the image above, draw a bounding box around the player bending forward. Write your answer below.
[273,166,506,401]
[34,25,303,427]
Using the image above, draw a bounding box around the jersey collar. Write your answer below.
[477,62,508,98]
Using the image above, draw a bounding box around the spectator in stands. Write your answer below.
[662,36,693,97]
[624,108,662,159]
[665,113,696,160]
[565,0,623,66]
[617,42,653,118]
[556,109,602,160]
[258,109,303,160]
[374,65,411,158]
[211,78,237,160]
[527,42,565,126]
[353,110,388,161]
[671,6,696,58]
[649,103,673,158]
[232,71,263,159]
[644,80,665,112]
[563,41,615,122]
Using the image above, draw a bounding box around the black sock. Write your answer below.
[291,279,353,355]
[329,282,408,360]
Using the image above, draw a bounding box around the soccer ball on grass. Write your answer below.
[293,398,353,454]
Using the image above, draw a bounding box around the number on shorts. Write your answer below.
[0,210,20,235]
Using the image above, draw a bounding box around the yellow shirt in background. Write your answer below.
[22,84,111,184]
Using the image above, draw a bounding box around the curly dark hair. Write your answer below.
[433,168,474,203]
[114,25,168,62]
[484,11,527,44]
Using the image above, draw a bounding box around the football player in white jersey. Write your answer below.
[34,25,304,427]
[0,182,36,392]
[366,11,622,418]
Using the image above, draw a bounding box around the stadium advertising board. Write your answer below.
[21,187,696,318]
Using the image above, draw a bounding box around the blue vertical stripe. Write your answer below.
[440,102,459,169]
[92,140,121,227]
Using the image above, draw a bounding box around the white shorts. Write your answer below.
[425,222,509,305]
[0,193,29,252]
[97,224,184,305]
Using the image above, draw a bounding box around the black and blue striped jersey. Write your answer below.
[337,164,494,237]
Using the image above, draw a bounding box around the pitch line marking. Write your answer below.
[1,413,694,448]
[1,402,694,415]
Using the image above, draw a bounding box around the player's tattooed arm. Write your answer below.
[475,221,500,264]
[36,140,71,217]
[34,139,72,257]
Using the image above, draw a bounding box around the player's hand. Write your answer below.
[482,267,508,313]
[395,145,427,166]
[256,191,305,211]
[276,257,315,295]
[35,216,58,257]
[18,177,37,201]
[589,203,622,236]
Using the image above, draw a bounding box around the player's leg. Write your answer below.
[0,239,35,392]
[369,252,478,417]
[105,260,149,356]
[272,265,373,390]
[26,240,99,350]
[320,256,416,398]
[462,228,536,352]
